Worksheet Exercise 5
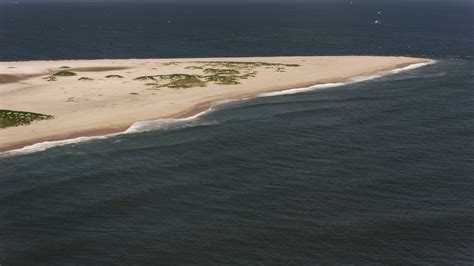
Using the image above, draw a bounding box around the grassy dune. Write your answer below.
[136,61,300,89]
[0,110,53,129]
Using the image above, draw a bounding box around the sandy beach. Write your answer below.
[0,56,432,152]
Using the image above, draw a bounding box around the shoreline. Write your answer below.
[0,56,435,155]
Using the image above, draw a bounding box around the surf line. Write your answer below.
[258,60,437,97]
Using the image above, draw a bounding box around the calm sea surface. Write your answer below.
[0,1,473,264]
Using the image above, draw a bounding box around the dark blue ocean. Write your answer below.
[1,1,473,264]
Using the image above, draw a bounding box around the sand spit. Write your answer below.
[0,56,433,153]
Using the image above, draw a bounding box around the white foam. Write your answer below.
[389,61,436,74]
[346,73,382,83]
[1,134,118,157]
[258,82,346,97]
[1,60,436,157]
[258,60,437,98]
[125,106,215,134]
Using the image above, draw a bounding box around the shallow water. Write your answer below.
[0,1,473,264]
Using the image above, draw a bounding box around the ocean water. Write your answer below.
[1,1,473,264]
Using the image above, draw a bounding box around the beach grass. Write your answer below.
[0,109,53,129]
[141,73,243,89]
[44,76,57,82]
[134,76,156,81]
[185,66,204,70]
[190,61,300,70]
[204,74,240,85]
[239,71,258,79]
[43,70,77,81]
[203,68,241,75]
[160,75,207,89]
[53,70,77,77]
[79,77,94,81]
[135,61,300,89]
[156,74,197,80]
[106,75,124,78]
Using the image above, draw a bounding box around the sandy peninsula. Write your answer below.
[0,56,432,152]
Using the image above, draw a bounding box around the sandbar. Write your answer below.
[0,56,433,153]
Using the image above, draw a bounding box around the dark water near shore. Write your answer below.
[1,1,474,264]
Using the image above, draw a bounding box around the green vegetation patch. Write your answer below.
[162,62,180,66]
[203,68,240,75]
[59,66,70,69]
[53,71,77,77]
[0,109,53,129]
[136,61,300,89]
[137,70,255,89]
[78,77,94,81]
[185,66,204,70]
[191,61,300,70]
[204,75,240,85]
[239,71,258,79]
[106,75,124,79]
[134,76,156,81]
[164,61,300,72]
[43,70,77,81]
[155,74,197,80]
[44,76,57,82]
[161,75,207,89]
[142,74,207,89]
